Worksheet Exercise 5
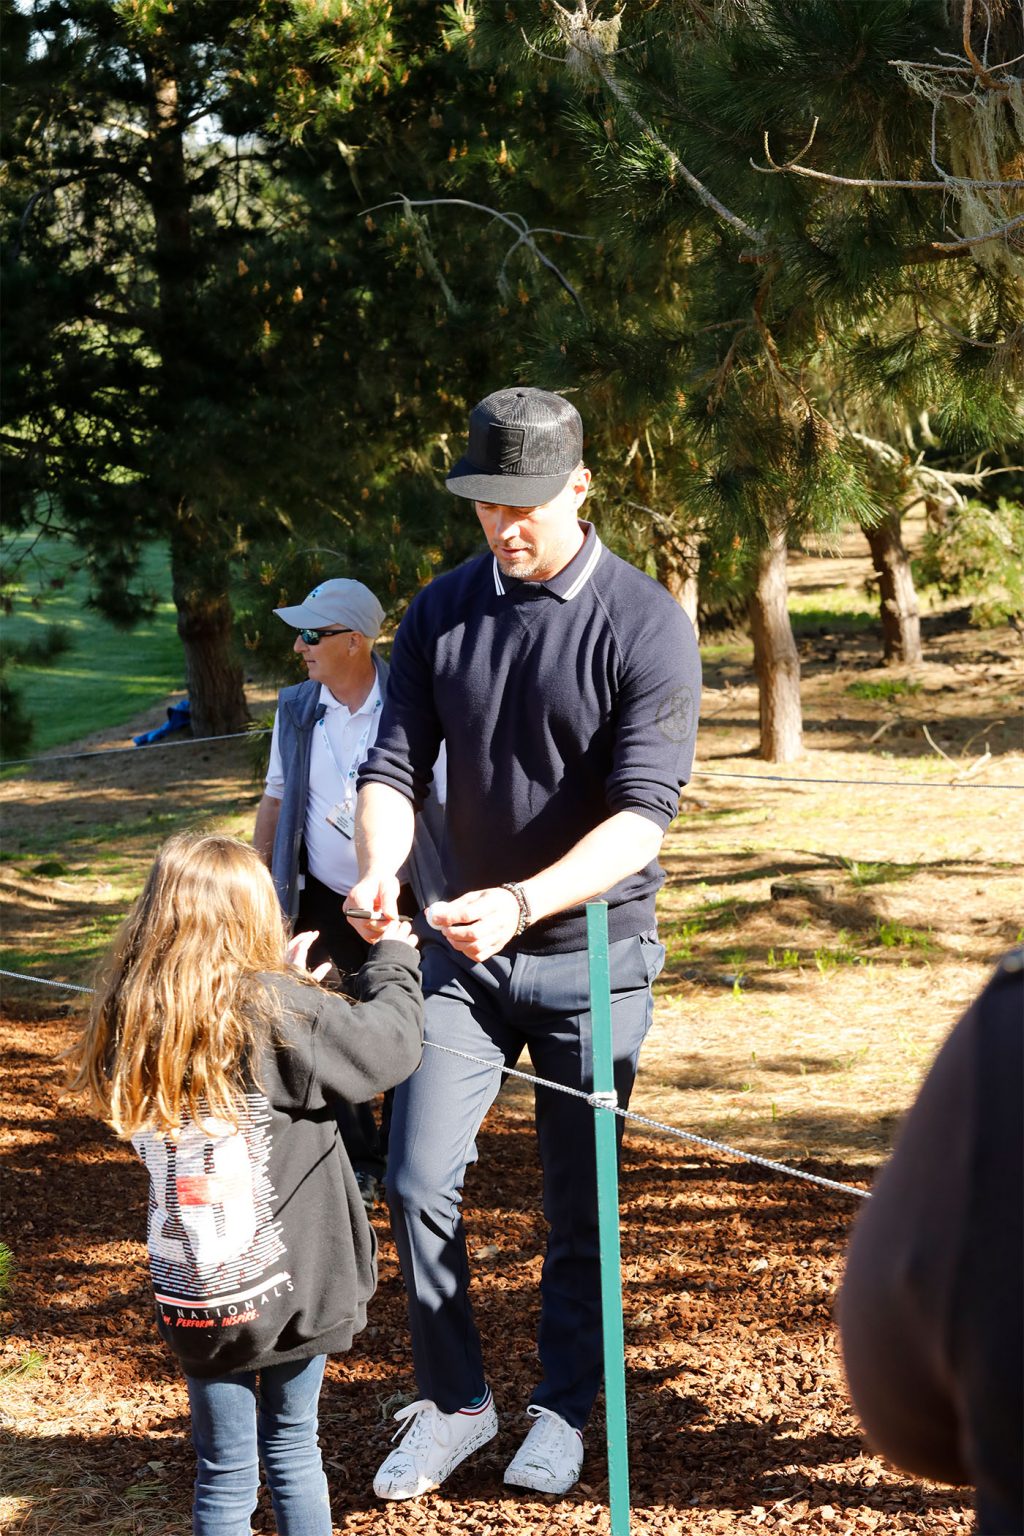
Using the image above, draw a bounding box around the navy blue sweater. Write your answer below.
[360,524,701,953]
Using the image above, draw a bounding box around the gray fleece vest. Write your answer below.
[269,656,444,922]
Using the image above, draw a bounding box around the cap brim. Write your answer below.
[445,458,575,508]
[273,601,342,628]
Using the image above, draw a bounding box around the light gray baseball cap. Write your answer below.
[273,578,384,639]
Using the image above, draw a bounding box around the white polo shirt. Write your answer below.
[265,680,447,896]
[265,680,382,895]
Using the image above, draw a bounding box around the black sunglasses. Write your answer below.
[296,627,354,645]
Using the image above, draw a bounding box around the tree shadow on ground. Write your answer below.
[3,1036,972,1536]
[1,1415,970,1533]
[696,711,1023,762]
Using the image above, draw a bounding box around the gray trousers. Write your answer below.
[385,929,665,1431]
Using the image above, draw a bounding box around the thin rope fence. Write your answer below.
[426,1040,868,1199]
[0,728,267,767]
[1,724,1021,788]
[693,768,1021,790]
[0,967,869,1202]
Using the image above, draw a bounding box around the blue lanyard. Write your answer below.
[318,697,381,805]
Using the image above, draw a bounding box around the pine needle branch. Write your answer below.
[754,124,1024,192]
[359,197,591,312]
[546,0,764,245]
[962,0,1011,92]
[709,326,753,407]
[908,286,1023,351]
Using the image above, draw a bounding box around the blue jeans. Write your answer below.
[386,930,665,1431]
[185,1355,332,1536]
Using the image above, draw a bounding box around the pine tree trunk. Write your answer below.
[748,521,802,762]
[655,529,700,639]
[147,54,248,736]
[170,518,248,737]
[865,512,922,664]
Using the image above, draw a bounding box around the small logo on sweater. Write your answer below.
[656,685,696,744]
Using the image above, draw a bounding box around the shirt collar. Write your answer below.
[491,521,603,602]
[320,675,381,716]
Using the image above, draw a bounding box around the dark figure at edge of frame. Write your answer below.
[839,946,1023,1536]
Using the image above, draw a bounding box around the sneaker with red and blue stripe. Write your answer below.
[373,1387,497,1500]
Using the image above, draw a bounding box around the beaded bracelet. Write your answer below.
[501,880,532,938]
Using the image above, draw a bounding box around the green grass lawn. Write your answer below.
[2,534,184,759]
[788,587,876,632]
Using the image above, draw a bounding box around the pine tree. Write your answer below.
[2,0,405,734]
[228,0,604,671]
[4,1,604,710]
[497,0,1023,758]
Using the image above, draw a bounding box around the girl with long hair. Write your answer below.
[66,830,423,1536]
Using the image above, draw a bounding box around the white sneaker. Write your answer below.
[503,1405,584,1494]
[373,1389,498,1500]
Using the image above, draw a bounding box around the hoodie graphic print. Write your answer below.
[133,1095,290,1332]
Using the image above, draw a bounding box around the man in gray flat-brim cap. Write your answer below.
[348,386,703,1504]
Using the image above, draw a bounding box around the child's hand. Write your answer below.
[373,917,419,950]
[286,929,333,981]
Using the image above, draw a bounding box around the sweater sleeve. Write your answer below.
[359,594,442,809]
[270,946,423,1109]
[605,587,701,830]
[311,941,424,1106]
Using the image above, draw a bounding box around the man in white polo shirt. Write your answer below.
[254,577,444,1202]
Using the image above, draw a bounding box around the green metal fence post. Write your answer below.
[586,900,632,1536]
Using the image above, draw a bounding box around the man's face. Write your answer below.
[474,466,591,582]
[293,627,358,692]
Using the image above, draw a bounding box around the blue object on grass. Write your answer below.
[133,698,191,747]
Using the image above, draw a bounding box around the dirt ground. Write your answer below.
[2,528,1022,1534]
[0,1007,973,1536]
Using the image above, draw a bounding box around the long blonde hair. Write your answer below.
[66,832,292,1138]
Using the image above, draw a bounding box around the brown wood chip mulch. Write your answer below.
[1,1009,973,1535]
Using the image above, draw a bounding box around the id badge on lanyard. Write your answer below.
[326,802,356,840]
[320,700,380,841]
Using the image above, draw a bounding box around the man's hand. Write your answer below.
[344,874,402,943]
[426,888,523,963]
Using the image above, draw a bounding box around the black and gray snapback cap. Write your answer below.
[445,387,583,507]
